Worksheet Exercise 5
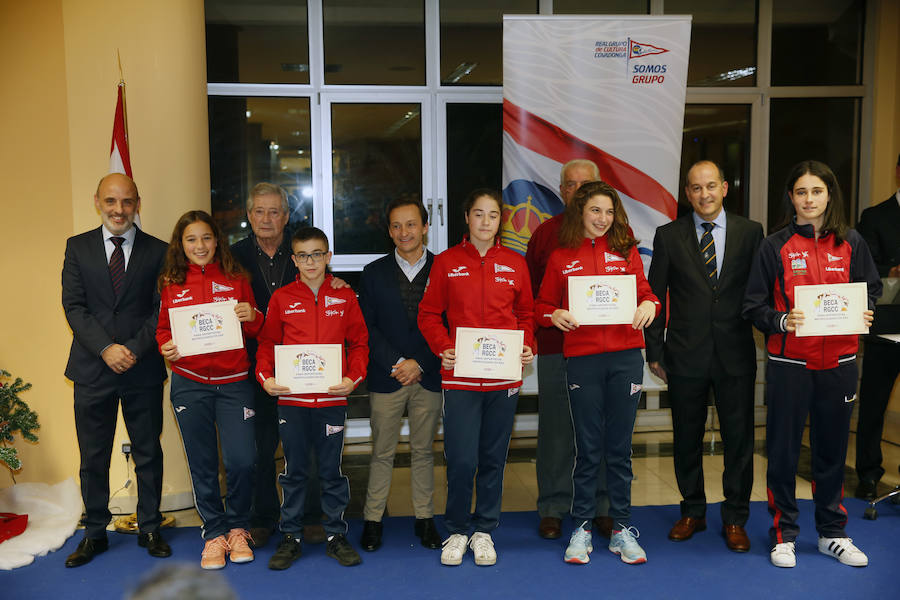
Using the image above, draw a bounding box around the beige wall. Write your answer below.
[0,0,208,508]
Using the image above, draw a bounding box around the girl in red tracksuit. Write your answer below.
[418,188,535,567]
[535,181,659,566]
[743,160,881,569]
[156,210,263,570]
[255,226,368,569]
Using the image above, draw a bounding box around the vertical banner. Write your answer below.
[501,16,691,268]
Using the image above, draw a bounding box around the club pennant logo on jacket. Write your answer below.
[212,282,234,293]
[324,296,346,308]
[494,263,515,273]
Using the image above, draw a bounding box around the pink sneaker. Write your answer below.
[228,528,255,563]
[201,535,229,570]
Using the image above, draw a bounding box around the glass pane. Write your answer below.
[680,104,752,218]
[206,0,310,84]
[209,96,313,246]
[767,98,860,232]
[440,1,537,86]
[665,0,756,86]
[446,103,503,246]
[323,0,425,85]
[552,0,649,14]
[772,0,864,86]
[331,103,422,254]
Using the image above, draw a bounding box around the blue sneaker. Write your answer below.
[564,522,593,564]
[609,525,647,564]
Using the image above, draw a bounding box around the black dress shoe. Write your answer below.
[360,520,383,552]
[855,479,877,501]
[414,518,442,549]
[138,530,172,558]
[65,536,109,567]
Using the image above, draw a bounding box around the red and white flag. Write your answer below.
[109,81,140,225]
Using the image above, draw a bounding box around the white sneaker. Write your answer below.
[440,534,468,566]
[608,525,647,565]
[818,537,868,567]
[564,522,593,564]
[468,532,497,566]
[770,542,796,568]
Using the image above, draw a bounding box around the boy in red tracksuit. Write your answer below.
[255,227,368,570]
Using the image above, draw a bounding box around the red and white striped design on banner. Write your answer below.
[109,83,132,178]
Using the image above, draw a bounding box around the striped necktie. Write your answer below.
[700,222,717,283]
[109,237,126,297]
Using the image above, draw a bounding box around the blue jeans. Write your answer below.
[442,388,518,535]
[171,373,256,539]
[566,350,643,527]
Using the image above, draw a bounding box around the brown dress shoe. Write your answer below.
[593,516,614,538]
[668,516,707,541]
[538,517,562,539]
[722,524,750,552]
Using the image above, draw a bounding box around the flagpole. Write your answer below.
[116,49,129,144]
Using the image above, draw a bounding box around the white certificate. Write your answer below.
[567,275,637,325]
[169,299,243,357]
[453,327,524,381]
[794,282,868,337]
[275,344,343,394]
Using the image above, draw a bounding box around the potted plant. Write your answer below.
[0,369,39,482]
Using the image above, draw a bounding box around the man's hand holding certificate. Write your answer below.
[791,282,873,337]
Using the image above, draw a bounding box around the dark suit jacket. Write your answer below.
[358,252,441,394]
[858,194,900,335]
[62,226,168,387]
[646,212,764,377]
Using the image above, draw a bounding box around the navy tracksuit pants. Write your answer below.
[171,373,256,540]
[566,350,643,527]
[442,388,518,535]
[277,404,350,537]
[765,359,857,546]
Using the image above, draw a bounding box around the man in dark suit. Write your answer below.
[646,160,764,553]
[854,155,900,500]
[62,173,170,566]
[357,197,442,552]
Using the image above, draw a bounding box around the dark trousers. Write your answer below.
[250,383,321,530]
[74,381,163,538]
[855,339,900,482]
[765,360,856,546]
[536,353,608,520]
[171,374,256,540]
[668,370,755,525]
[442,388,518,535]
[566,350,642,527]
[277,404,349,537]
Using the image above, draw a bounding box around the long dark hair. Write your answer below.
[780,160,848,242]
[558,181,638,258]
[158,210,247,288]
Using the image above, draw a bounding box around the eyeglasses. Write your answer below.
[294,251,328,263]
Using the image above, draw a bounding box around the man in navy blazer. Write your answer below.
[358,197,443,552]
[646,161,764,553]
[61,173,170,566]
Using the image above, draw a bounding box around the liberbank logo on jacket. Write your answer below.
[448,265,470,277]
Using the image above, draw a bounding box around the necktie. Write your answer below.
[109,237,126,297]
[700,222,717,283]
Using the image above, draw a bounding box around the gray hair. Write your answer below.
[247,182,289,214]
[559,159,601,185]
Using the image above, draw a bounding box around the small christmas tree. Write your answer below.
[0,369,39,475]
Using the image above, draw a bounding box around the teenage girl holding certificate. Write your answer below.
[742,160,880,569]
[418,188,535,568]
[156,210,263,570]
[535,181,659,566]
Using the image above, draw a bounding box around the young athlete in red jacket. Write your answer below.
[535,181,659,566]
[156,210,263,570]
[418,189,535,567]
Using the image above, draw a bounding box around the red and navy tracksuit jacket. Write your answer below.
[535,235,660,357]
[256,274,368,407]
[417,237,535,391]
[156,262,263,384]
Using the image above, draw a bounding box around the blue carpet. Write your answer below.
[2,499,895,599]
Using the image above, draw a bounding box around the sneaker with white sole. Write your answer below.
[564,522,593,564]
[468,532,497,566]
[441,534,468,566]
[770,541,796,568]
[608,525,647,564]
[200,535,229,570]
[227,528,254,563]
[818,537,868,567]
